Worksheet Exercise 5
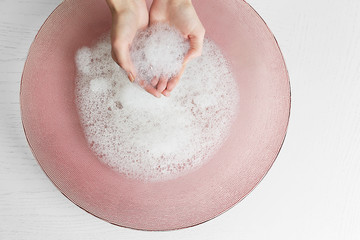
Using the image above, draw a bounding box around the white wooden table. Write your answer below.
[1,0,360,239]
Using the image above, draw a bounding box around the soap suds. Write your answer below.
[75,24,239,181]
[131,24,189,83]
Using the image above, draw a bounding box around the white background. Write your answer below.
[1,0,360,239]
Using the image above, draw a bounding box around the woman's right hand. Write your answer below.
[149,0,205,97]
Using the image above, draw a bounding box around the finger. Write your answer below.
[156,75,168,93]
[145,84,161,98]
[165,75,180,93]
[162,89,170,97]
[138,79,161,98]
[150,76,159,87]
[163,64,186,96]
[184,28,205,64]
[138,80,146,88]
[112,44,137,82]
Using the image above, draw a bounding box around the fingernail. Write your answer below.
[127,72,135,82]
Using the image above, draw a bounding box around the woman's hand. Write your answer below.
[149,0,205,96]
[106,0,162,97]
[106,0,148,83]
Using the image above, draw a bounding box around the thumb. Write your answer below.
[183,32,204,65]
[112,43,137,82]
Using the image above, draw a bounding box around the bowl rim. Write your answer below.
[19,0,291,231]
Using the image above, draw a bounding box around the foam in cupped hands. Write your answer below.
[130,23,190,84]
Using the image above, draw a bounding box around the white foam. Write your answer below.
[130,23,189,83]
[74,24,239,181]
[90,78,110,93]
[75,47,92,74]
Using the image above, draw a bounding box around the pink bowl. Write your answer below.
[20,0,290,231]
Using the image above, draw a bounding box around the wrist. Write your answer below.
[106,0,146,13]
[152,0,191,6]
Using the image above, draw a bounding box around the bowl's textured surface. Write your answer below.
[20,0,290,230]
